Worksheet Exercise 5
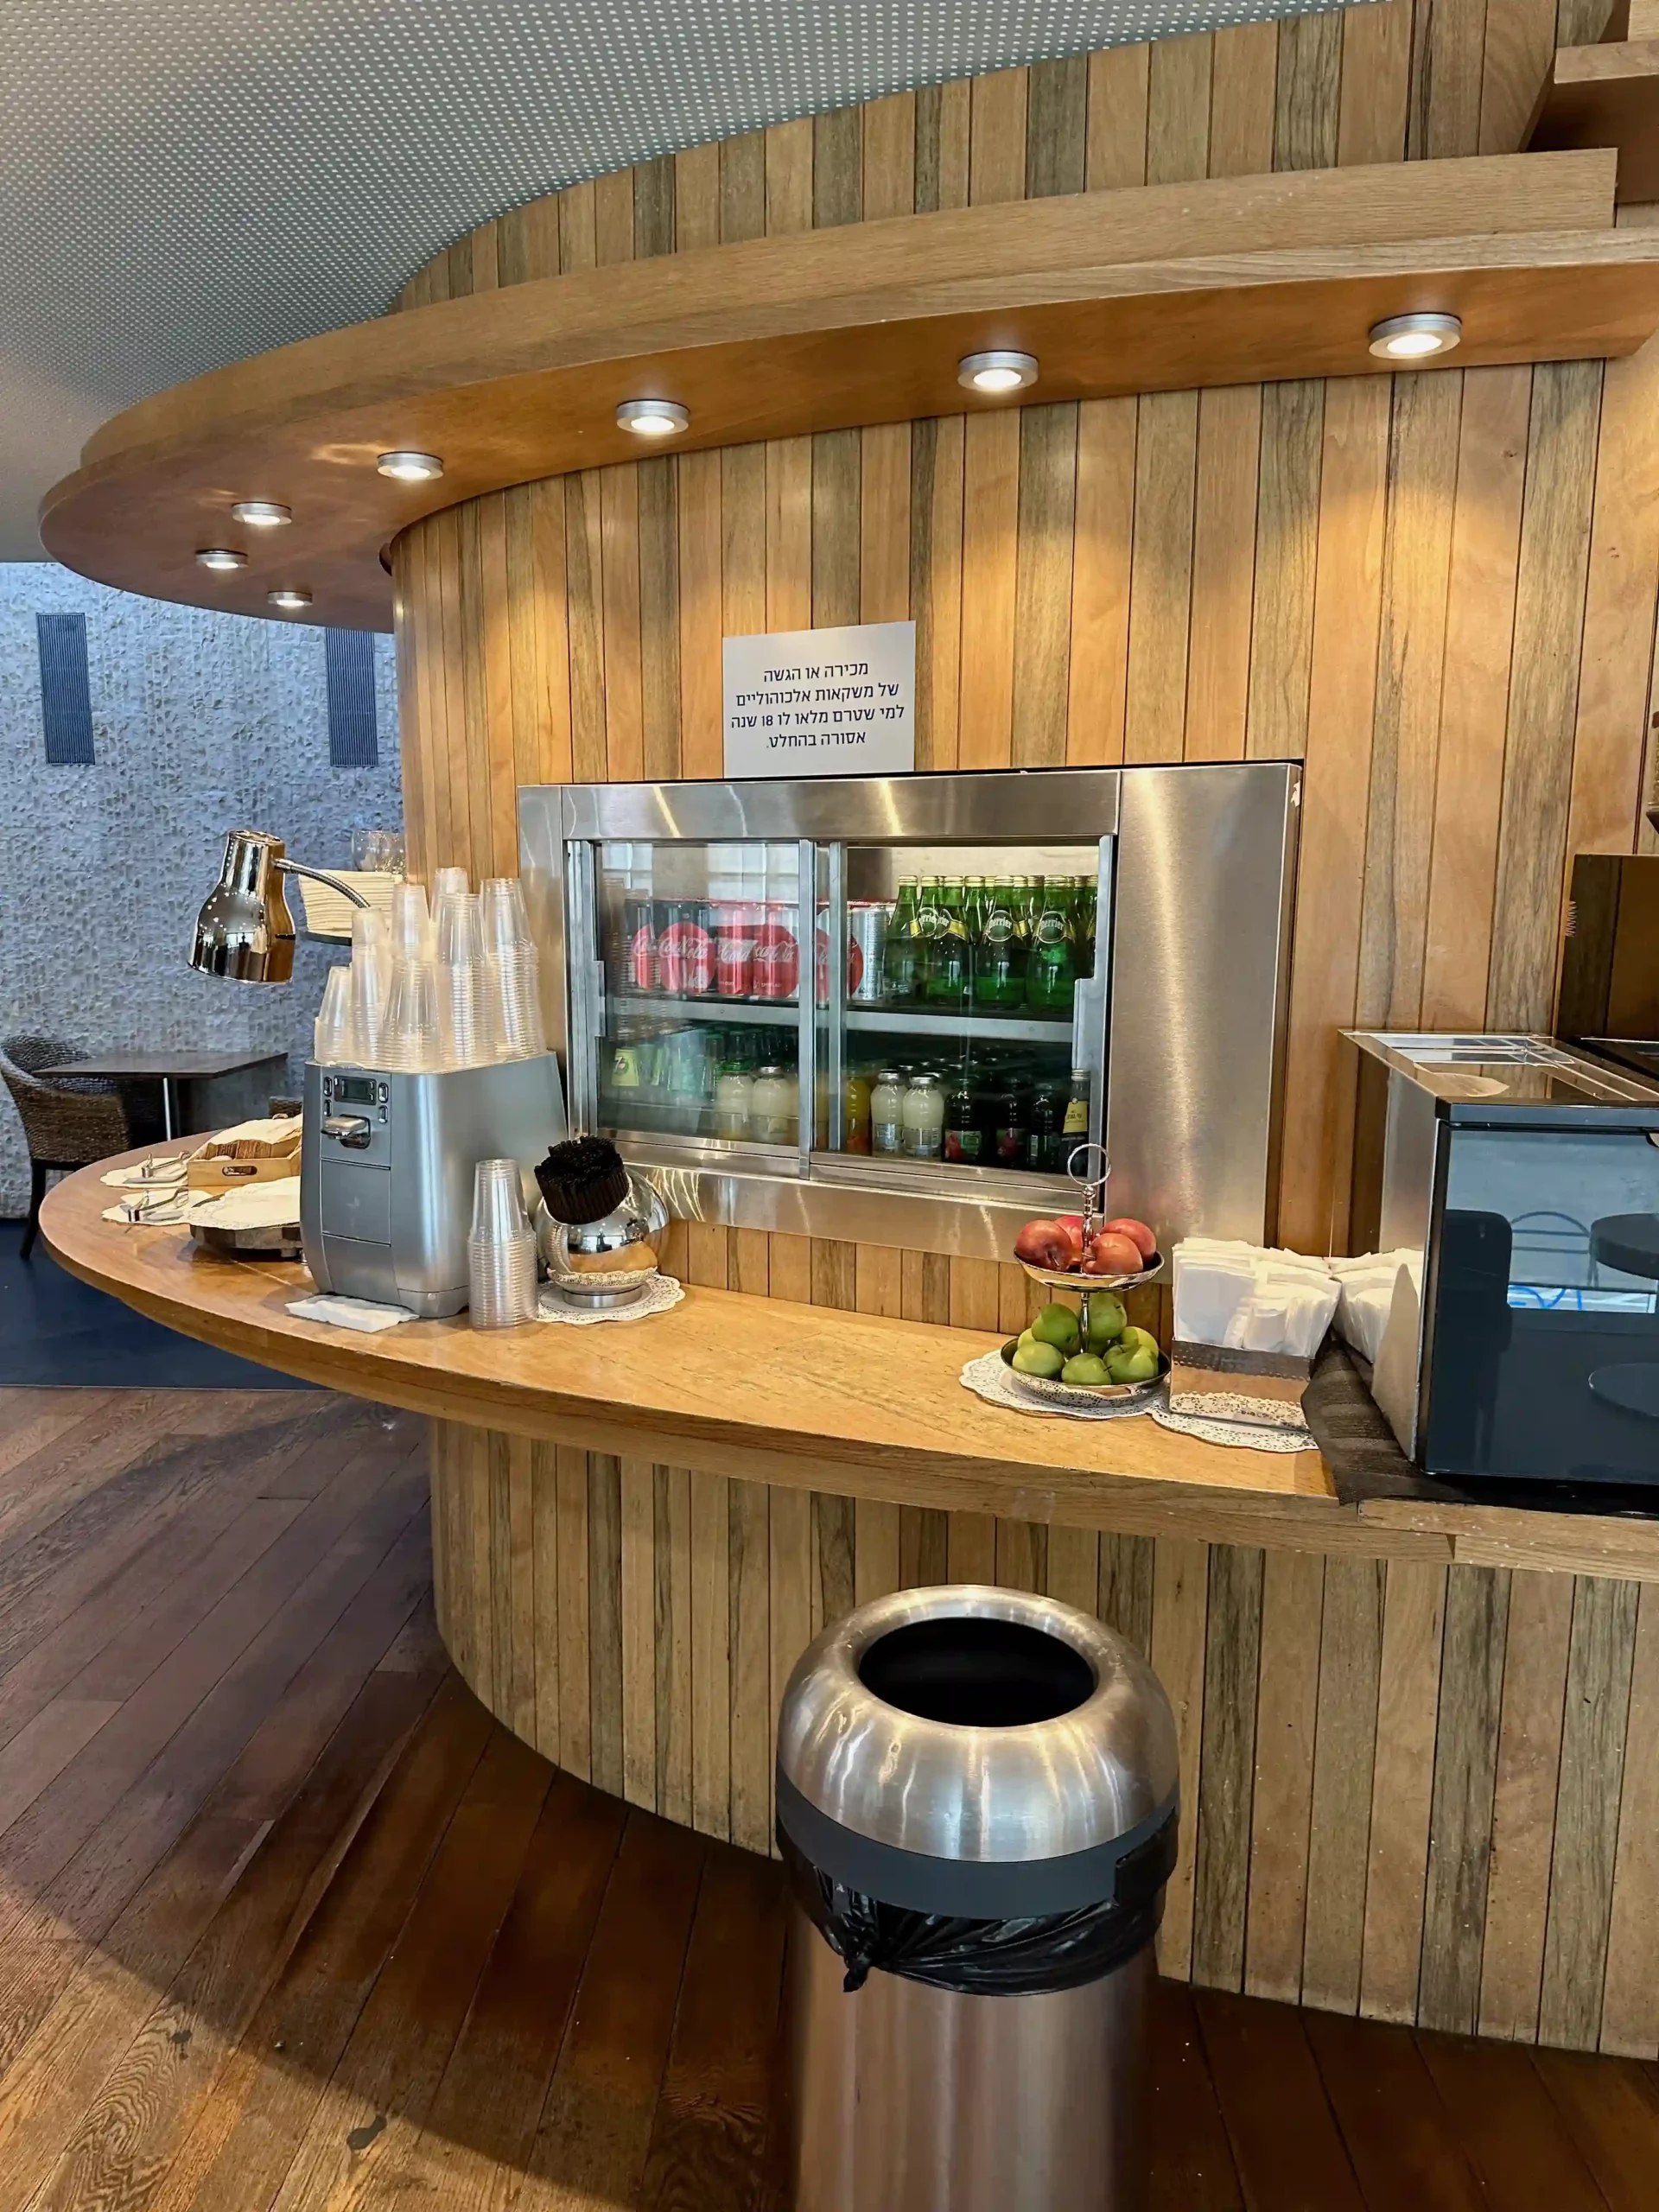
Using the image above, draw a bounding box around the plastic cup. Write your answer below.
[438,959,491,1069]
[486,943,546,1058]
[313,966,354,1065]
[470,1157,531,1243]
[467,1231,538,1327]
[390,880,435,963]
[436,889,484,967]
[480,877,532,952]
[434,865,470,899]
[383,958,441,1072]
[348,944,391,1068]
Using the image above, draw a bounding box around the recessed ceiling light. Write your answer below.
[195,548,246,572]
[377,450,444,480]
[616,399,690,437]
[957,350,1039,395]
[1368,313,1463,361]
[230,500,291,528]
[268,588,313,611]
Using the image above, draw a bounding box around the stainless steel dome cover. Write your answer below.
[778,1585,1179,1866]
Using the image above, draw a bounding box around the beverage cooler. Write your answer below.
[518,765,1300,1262]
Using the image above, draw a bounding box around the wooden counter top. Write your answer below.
[41,1151,1659,1578]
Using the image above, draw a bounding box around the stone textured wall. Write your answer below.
[0,563,400,1213]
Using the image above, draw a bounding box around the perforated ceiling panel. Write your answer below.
[0,0,1362,561]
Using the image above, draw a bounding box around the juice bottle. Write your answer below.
[871,1069,906,1155]
[843,1070,872,1154]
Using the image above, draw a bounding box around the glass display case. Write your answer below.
[521,766,1300,1262]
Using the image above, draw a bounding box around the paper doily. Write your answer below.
[1152,1403,1312,1453]
[537,1274,685,1325]
[960,1350,1160,1421]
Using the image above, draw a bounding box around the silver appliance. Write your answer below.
[518,764,1300,1263]
[300,1055,566,1316]
[1349,1032,1659,1481]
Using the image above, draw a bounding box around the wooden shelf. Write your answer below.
[1528,38,1659,201]
[40,149,1659,633]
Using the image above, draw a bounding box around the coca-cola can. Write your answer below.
[624,897,656,994]
[751,902,801,1001]
[847,901,890,1002]
[712,902,758,998]
[658,902,715,995]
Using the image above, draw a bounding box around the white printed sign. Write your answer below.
[722,620,916,780]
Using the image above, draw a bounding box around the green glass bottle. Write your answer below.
[1026,880,1077,1014]
[883,875,923,1003]
[925,878,972,1007]
[1074,874,1098,978]
[973,881,1026,1008]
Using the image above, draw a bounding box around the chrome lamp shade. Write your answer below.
[191,830,297,984]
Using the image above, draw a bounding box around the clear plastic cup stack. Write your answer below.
[346,908,391,1068]
[480,876,547,1058]
[313,965,354,1064]
[382,957,442,1072]
[467,1157,539,1327]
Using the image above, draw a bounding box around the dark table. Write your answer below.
[37,1049,289,1140]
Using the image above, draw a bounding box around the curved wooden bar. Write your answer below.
[40,1151,1659,2047]
[39,150,1659,628]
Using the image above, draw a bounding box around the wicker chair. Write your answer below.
[0,1035,131,1259]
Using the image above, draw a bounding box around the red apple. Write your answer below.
[1014,1217,1077,1271]
[1101,1216,1157,1262]
[1082,1230,1145,1277]
[1052,1215,1085,1263]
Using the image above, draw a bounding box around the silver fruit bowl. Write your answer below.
[1001,1344,1171,1406]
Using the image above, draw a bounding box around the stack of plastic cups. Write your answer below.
[382,957,442,1072]
[346,908,391,1069]
[481,877,547,1058]
[313,967,354,1064]
[467,1158,539,1326]
[435,887,492,1068]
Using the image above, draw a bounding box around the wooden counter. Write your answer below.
[39,1154,1659,2058]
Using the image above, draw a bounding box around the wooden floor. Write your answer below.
[0,1392,1656,2212]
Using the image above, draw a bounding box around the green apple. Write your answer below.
[1030,1302,1083,1355]
[1107,1343,1160,1385]
[1082,1293,1126,1347]
[1013,1339,1065,1379]
[1118,1325,1160,1358]
[1061,1352,1111,1385]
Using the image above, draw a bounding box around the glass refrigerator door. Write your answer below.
[569,836,817,1165]
[817,838,1110,1182]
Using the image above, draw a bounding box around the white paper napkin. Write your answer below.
[286,1294,418,1332]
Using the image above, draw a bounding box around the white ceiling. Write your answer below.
[2,0,1350,563]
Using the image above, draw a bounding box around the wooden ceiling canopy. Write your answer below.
[40,148,1659,634]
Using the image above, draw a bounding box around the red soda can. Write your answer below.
[624,897,655,993]
[713,903,757,998]
[751,902,801,1001]
[658,902,715,995]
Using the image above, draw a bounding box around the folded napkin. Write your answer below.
[286,1294,417,1332]
[1173,1239,1339,1360]
[189,1178,302,1230]
[1329,1249,1423,1366]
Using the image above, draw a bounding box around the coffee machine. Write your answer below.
[300,1055,566,1316]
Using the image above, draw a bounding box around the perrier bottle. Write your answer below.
[883,875,923,1003]
[973,880,1026,1008]
[1026,880,1077,1014]
[925,877,971,1007]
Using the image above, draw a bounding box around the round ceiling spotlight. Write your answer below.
[195,548,246,572]
[957,350,1039,396]
[616,399,690,437]
[230,499,291,528]
[1367,312,1463,361]
[377,450,445,481]
[267,588,313,612]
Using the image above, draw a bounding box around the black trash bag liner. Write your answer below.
[782,1811,1176,1998]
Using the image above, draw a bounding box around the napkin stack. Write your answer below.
[1327,1249,1422,1367]
[1172,1239,1340,1362]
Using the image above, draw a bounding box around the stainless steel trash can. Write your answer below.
[777,1585,1179,2212]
